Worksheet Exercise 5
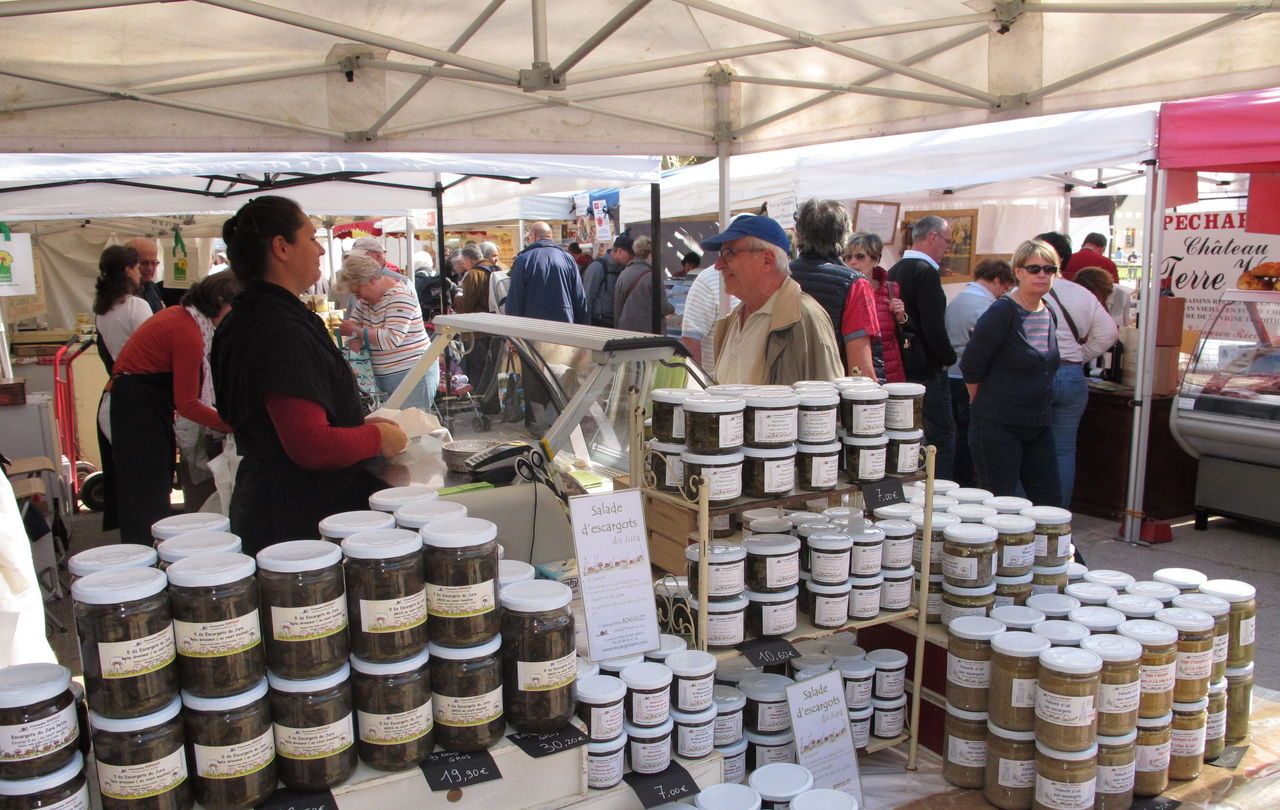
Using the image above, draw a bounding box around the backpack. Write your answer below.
[588,258,623,327]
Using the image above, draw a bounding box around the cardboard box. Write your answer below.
[644,493,697,575]
[1157,296,1186,347]
[1153,346,1183,396]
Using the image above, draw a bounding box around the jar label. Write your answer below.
[1140,661,1175,694]
[873,706,904,738]
[358,703,434,745]
[677,720,714,757]
[1035,689,1095,727]
[1034,775,1095,810]
[765,554,799,589]
[360,590,428,634]
[851,402,886,434]
[707,611,745,647]
[798,408,837,443]
[1098,679,1141,713]
[0,702,77,762]
[850,544,882,576]
[274,715,354,760]
[1176,648,1213,680]
[884,398,913,430]
[719,413,744,447]
[1097,761,1135,794]
[912,538,943,568]
[850,586,880,619]
[941,601,987,626]
[843,675,873,711]
[434,686,503,727]
[857,447,886,482]
[756,739,795,766]
[425,580,496,619]
[753,408,798,444]
[44,783,89,810]
[518,651,577,692]
[993,594,1014,608]
[676,675,714,712]
[882,537,912,569]
[589,703,625,741]
[760,601,797,636]
[703,463,743,501]
[96,746,187,800]
[1213,632,1229,664]
[270,596,348,642]
[630,686,671,725]
[1030,582,1060,596]
[875,668,905,699]
[880,579,911,611]
[722,749,746,783]
[586,748,624,789]
[174,609,262,657]
[664,454,685,488]
[98,626,177,679]
[813,593,850,627]
[672,409,685,440]
[712,514,732,532]
[1002,542,1036,568]
[1034,532,1072,559]
[1239,615,1256,647]
[192,728,275,778]
[1136,740,1170,771]
[942,553,978,581]
[629,737,670,773]
[1206,708,1226,741]
[1171,725,1206,757]
[849,716,870,749]
[1011,677,1037,708]
[998,757,1036,788]
[757,700,791,733]
[809,455,839,489]
[811,551,850,583]
[894,443,920,474]
[762,458,795,494]
[917,589,944,618]
[947,734,986,768]
[946,654,990,689]
[714,711,742,747]
[707,560,745,596]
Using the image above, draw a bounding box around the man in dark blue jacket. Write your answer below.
[506,221,588,324]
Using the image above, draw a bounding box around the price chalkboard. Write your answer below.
[737,637,800,668]
[859,478,905,511]
[1207,744,1248,770]
[1130,798,1181,810]
[507,726,588,759]
[256,788,336,810]
[420,749,502,792]
[623,761,700,808]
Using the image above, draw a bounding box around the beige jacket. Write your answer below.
[712,278,842,386]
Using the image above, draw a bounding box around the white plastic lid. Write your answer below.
[1154,606,1215,633]
[500,579,572,613]
[1172,592,1229,617]
[1032,563,1069,576]
[714,685,747,715]
[987,722,1037,741]
[575,674,626,704]
[1097,729,1139,746]
[1153,567,1208,590]
[151,511,230,541]
[499,559,536,587]
[836,658,875,679]
[318,510,396,538]
[601,654,646,673]
[157,530,242,563]
[841,386,887,402]
[166,551,256,589]
[652,387,694,404]
[798,441,841,455]
[985,495,1033,514]
[882,382,925,397]
[1108,593,1163,618]
[907,494,959,509]
[682,393,746,414]
[690,593,749,613]
[716,736,750,756]
[796,391,840,408]
[68,543,158,578]
[864,649,908,670]
[350,648,429,677]
[1064,582,1117,605]
[682,449,745,466]
[994,573,1034,586]
[1208,678,1228,695]
[744,535,801,556]
[396,499,468,530]
[256,539,342,573]
[749,517,794,535]
[89,694,182,733]
[791,789,857,810]
[706,384,757,396]
[910,511,961,529]
[624,717,674,739]
[947,615,1006,641]
[942,582,996,597]
[870,695,907,709]
[948,487,993,504]
[787,512,828,527]
[842,434,888,447]
[649,440,685,456]
[1137,712,1173,728]
[949,504,998,523]
[749,763,815,801]
[181,677,270,713]
[654,640,700,671]
[267,662,350,694]
[1173,697,1210,712]
[809,534,853,552]
[1034,741,1097,761]
[1020,506,1072,525]
[695,782,763,810]
[620,661,673,691]
[340,527,422,560]
[1084,570,1136,590]
[0,751,84,796]
[1032,620,1091,647]
[429,635,502,661]
[1039,646,1102,674]
[1080,633,1143,663]
[884,429,923,441]
[1126,581,1179,603]
[945,703,990,723]
[982,514,1037,534]
[989,606,1046,630]
[71,565,167,605]
[586,733,628,755]
[848,574,883,588]
[745,586,799,604]
[578,659,600,680]
[1117,619,1179,646]
[739,673,794,702]
[368,484,436,512]
[1068,606,1126,633]
[744,390,800,408]
[991,631,1052,658]
[1199,579,1257,603]
[671,705,717,726]
[419,517,497,549]
[0,663,71,708]
[848,526,885,544]
[1026,593,1082,617]
[872,504,916,521]
[875,519,916,539]
[942,523,998,545]
[742,444,799,460]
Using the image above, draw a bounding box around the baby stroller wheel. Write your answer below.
[80,471,107,512]
[473,415,492,432]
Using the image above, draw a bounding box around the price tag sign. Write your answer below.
[507,726,588,759]
[255,788,336,810]
[623,761,700,808]
[1130,798,1181,810]
[420,750,502,792]
[1207,744,1248,770]
[737,637,800,668]
[860,478,905,511]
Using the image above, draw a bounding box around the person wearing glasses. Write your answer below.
[844,232,905,383]
[960,238,1063,506]
[127,237,165,312]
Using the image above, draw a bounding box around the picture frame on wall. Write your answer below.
[852,200,901,243]
[902,208,978,280]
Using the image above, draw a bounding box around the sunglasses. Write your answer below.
[1021,264,1058,275]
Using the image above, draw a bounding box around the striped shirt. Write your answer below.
[680,268,739,369]
[1019,304,1054,356]
[349,281,430,375]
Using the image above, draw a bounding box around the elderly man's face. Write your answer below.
[136,240,160,282]
[714,237,772,301]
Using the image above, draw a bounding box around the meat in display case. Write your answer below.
[1170,289,1280,529]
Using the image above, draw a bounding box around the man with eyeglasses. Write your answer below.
[127,237,165,313]
[888,215,959,479]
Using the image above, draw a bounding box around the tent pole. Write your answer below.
[0,306,13,381]
[650,182,662,335]
[715,69,732,329]
[437,182,451,404]
[405,209,415,277]
[1121,162,1166,545]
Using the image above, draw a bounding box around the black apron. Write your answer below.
[109,373,176,545]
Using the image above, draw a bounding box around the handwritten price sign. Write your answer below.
[420,750,502,791]
[507,726,588,759]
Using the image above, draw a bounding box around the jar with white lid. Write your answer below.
[746,588,798,638]
[1155,606,1215,703]
[68,544,157,583]
[1199,579,1256,668]
[840,386,887,436]
[1169,697,1208,780]
[1025,592,1080,619]
[72,567,178,719]
[872,695,907,739]
[88,696,190,810]
[394,499,467,532]
[984,721,1037,809]
[1205,677,1227,760]
[713,686,746,746]
[1108,593,1163,620]
[942,582,995,626]
[807,534,852,585]
[836,658,875,711]
[880,566,913,612]
[1030,563,1068,595]
[620,662,671,729]
[686,544,746,604]
[740,674,793,734]
[1095,729,1137,810]
[994,573,1034,608]
[695,782,762,810]
[666,650,716,713]
[1117,620,1178,719]
[1173,592,1230,682]
[682,450,745,502]
[944,703,989,788]
[749,762,813,810]
[499,560,536,590]
[421,517,500,649]
[1032,620,1090,648]
[743,390,800,449]
[599,654,645,678]
[645,634,688,666]
[847,704,873,751]
[743,445,797,497]
[942,523,998,588]
[1154,567,1206,593]
[1033,740,1097,810]
[885,429,923,475]
[1084,569,1136,591]
[428,637,504,751]
[317,510,396,543]
[1068,606,1125,634]
[875,520,914,569]
[744,535,801,593]
[706,384,757,396]
[950,487,993,505]
[0,752,88,810]
[983,514,1037,577]
[151,512,230,545]
[342,528,427,663]
[180,679,275,808]
[847,573,882,620]
[990,605,1045,631]
[1034,647,1099,751]
[267,664,356,790]
[500,580,576,734]
[802,580,848,629]
[1066,562,1086,583]
[585,733,626,790]
[349,650,433,771]
[156,531,242,569]
[912,510,960,575]
[865,649,908,700]
[795,391,839,444]
[950,504,998,525]
[166,552,265,699]
[256,540,348,680]
[717,736,750,784]
[985,495,1032,515]
[646,439,686,493]
[882,382,924,430]
[847,526,884,576]
[574,675,625,742]
[692,594,748,648]
[1126,580,1178,606]
[0,664,78,780]
[1134,712,1172,796]
[990,631,1051,732]
[793,442,840,491]
[671,706,716,759]
[1063,581,1116,607]
[683,393,746,454]
[651,387,692,444]
[744,728,795,769]
[912,571,943,622]
[1080,634,1142,737]
[625,718,673,774]
[368,484,436,514]
[792,789,857,810]
[841,434,887,483]
[1019,506,1073,568]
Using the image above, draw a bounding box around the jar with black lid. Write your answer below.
[885,429,923,475]
[180,679,275,809]
[429,637,504,751]
[256,540,348,680]
[686,543,746,601]
[681,450,745,502]
[500,580,576,734]
[682,393,745,454]
[0,664,78,782]
[267,665,356,791]
[71,567,178,719]
[742,445,797,497]
[166,553,265,699]
[350,649,434,771]
[646,440,686,493]
[156,532,242,571]
[796,391,839,444]
[0,752,87,810]
[420,517,500,649]
[341,528,428,663]
[744,535,800,593]
[89,696,191,810]
[650,388,692,443]
[743,390,800,449]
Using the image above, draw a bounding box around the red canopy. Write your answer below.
[331,220,381,238]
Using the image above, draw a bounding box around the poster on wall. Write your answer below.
[1162,210,1279,335]
[0,234,37,298]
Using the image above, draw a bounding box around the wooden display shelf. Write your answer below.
[564,753,723,810]
[865,732,910,754]
[714,608,919,660]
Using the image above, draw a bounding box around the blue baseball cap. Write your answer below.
[700,214,791,254]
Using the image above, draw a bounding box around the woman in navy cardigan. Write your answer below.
[960,238,1063,506]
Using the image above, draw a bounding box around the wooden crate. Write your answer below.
[645,492,696,575]
[0,378,26,406]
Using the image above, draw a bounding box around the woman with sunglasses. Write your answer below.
[844,232,906,383]
[959,238,1063,506]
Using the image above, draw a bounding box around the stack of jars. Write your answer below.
[838,380,924,483]
[0,664,86,810]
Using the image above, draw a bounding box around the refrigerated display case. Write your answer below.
[1170,289,1280,528]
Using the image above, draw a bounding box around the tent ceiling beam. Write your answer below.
[531,0,548,65]
[552,0,652,81]
[669,0,1002,106]
[0,0,148,17]
[1025,1,1278,12]
[732,75,991,110]
[356,59,511,85]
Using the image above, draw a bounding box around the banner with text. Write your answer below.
[1163,210,1279,335]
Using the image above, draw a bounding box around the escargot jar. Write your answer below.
[500,580,576,734]
[420,517,500,649]
[166,553,265,699]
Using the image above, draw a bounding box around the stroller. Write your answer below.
[432,331,491,433]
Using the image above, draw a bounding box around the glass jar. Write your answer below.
[368,484,436,514]
[912,511,959,575]
[1095,730,1137,810]
[1108,594,1162,621]
[744,728,795,770]
[882,382,924,430]
[872,523,912,573]
[585,733,626,790]
[743,445,797,497]
[1068,606,1126,636]
[717,737,749,784]
[180,679,275,808]
[165,553,265,700]
[1134,712,1171,797]
[795,522,836,573]
[393,498,468,533]
[1118,620,1178,718]
[1225,663,1252,743]
[646,439,685,493]
[1080,634,1142,737]
[1033,741,1096,810]
[838,659,874,711]
[744,536,800,594]
[942,583,995,626]
[743,390,800,449]
[1205,678,1227,760]
[865,649,907,700]
[681,450,745,502]
[151,512,231,545]
[1154,567,1206,594]
[620,662,671,729]
[1030,564,1068,595]
[985,496,1032,515]
[1169,698,1207,781]
[1019,506,1072,568]
[913,572,943,623]
[683,393,745,454]
[68,544,158,584]
[1156,606,1215,703]
[807,534,852,586]
[994,573,1034,608]
[500,580,576,734]
[574,675,625,742]
[340,529,428,664]
[805,580,850,629]
[848,526,884,576]
[841,435,886,483]
[840,386,886,436]
[421,517,500,649]
[745,588,798,638]
[1085,570,1136,591]
[156,531,241,570]
[666,650,716,714]
[89,696,190,810]
[849,574,883,620]
[949,504,998,525]
[256,540,349,680]
[651,388,691,444]
[880,566,913,612]
[871,695,907,739]
[1026,593,1080,620]
[989,632,1051,732]
[692,594,748,649]
[349,650,433,771]
[0,752,87,810]
[625,718,673,775]
[1199,579,1256,668]
[671,706,716,759]
[795,391,839,443]
[267,665,356,791]
[984,722,1036,810]
[1126,581,1179,607]
[1173,593,1230,683]
[848,705,873,752]
[885,430,923,475]
[1034,647,1101,753]
[713,686,746,747]
[318,510,395,544]
[946,616,1005,713]
[944,705,989,789]
[71,567,178,719]
[740,674,793,734]
[749,763,814,809]
[0,664,78,781]
[942,523,998,589]
[796,442,840,491]
[990,605,1045,631]
[428,637,504,752]
[1063,582,1116,607]
[686,543,747,602]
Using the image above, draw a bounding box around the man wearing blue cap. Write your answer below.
[703,215,842,385]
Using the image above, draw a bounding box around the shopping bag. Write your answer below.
[344,343,386,415]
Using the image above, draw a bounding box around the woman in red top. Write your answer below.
[106,274,241,545]
[845,233,906,383]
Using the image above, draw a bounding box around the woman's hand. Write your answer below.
[338,319,358,337]
[890,298,906,322]
[372,420,409,458]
